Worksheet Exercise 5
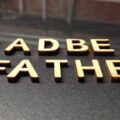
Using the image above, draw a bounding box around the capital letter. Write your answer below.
[75,59,103,81]
[7,60,39,83]
[66,39,89,55]
[106,60,120,82]
[46,60,68,82]
[4,38,31,55]
[38,39,59,55]
[0,60,11,74]
[91,39,115,55]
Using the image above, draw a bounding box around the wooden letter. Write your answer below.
[7,60,39,83]
[66,39,89,55]
[4,38,31,55]
[106,60,120,82]
[91,39,115,55]
[0,60,11,74]
[75,59,103,82]
[38,39,59,55]
[46,60,68,82]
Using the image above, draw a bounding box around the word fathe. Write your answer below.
[0,59,120,83]
[0,38,120,83]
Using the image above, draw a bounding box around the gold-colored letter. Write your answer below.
[46,60,68,82]
[66,39,89,55]
[0,60,11,74]
[91,39,115,55]
[38,39,59,55]
[4,38,31,55]
[75,59,103,81]
[7,60,39,83]
[106,60,120,82]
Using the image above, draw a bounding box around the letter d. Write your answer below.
[38,39,59,55]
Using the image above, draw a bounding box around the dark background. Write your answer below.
[0,33,120,120]
[0,0,120,119]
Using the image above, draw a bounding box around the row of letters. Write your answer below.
[0,59,119,83]
[4,38,115,55]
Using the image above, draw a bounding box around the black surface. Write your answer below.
[0,33,120,120]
